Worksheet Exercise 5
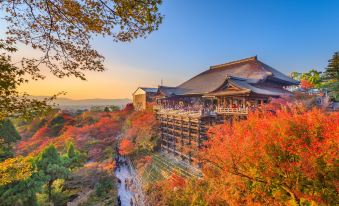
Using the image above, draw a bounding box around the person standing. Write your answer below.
[117,196,121,206]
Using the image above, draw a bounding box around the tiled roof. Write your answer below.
[160,56,298,97]
[230,78,292,96]
[132,87,158,95]
[140,87,158,93]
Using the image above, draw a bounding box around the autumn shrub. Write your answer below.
[119,139,135,155]
[15,110,123,160]
[145,174,212,206]
[301,79,315,90]
[0,155,33,186]
[123,110,159,155]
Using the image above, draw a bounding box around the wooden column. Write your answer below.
[160,116,164,149]
[188,117,191,146]
[172,115,176,155]
[197,120,201,148]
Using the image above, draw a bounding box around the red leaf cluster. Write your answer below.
[119,139,134,156]
[300,79,314,89]
[15,111,124,160]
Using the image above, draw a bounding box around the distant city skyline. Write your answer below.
[2,0,339,99]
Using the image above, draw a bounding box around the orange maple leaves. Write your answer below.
[15,111,124,161]
[300,79,315,89]
[119,139,134,156]
[202,104,339,205]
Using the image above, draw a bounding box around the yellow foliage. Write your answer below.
[0,156,33,186]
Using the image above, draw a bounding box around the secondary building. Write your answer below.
[132,87,157,110]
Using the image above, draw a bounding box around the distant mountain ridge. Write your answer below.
[32,96,131,109]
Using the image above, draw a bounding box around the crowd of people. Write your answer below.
[157,101,253,115]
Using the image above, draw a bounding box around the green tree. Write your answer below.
[109,105,121,111]
[0,1,163,120]
[290,71,302,81]
[0,119,21,161]
[301,69,322,88]
[104,106,110,112]
[95,176,114,197]
[322,52,339,100]
[0,172,43,206]
[0,175,42,206]
[63,142,84,170]
[35,145,69,201]
[0,156,43,206]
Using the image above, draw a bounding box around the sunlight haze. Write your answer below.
[6,0,339,99]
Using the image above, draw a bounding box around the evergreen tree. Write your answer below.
[323,52,339,100]
[0,119,21,161]
[64,143,84,170]
[35,145,69,201]
[0,173,42,206]
[104,106,110,112]
[301,69,322,88]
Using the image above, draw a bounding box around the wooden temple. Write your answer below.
[152,56,299,166]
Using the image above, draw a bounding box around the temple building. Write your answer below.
[132,87,158,110]
[136,56,299,166]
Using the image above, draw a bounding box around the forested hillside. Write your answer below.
[0,105,136,206]
[1,100,338,206]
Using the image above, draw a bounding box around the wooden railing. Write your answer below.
[154,105,249,116]
[156,107,204,117]
[216,107,248,114]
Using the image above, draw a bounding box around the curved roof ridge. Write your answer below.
[258,61,299,84]
[210,56,257,70]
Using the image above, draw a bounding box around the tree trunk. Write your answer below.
[48,180,53,201]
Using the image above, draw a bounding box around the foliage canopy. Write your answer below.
[0,0,163,119]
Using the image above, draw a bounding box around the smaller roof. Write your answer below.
[157,86,178,97]
[140,87,158,93]
[230,78,291,96]
[132,87,158,95]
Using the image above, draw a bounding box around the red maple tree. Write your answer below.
[200,104,338,205]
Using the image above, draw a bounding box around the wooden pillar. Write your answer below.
[172,115,175,155]
[180,117,183,145]
[160,116,164,149]
[164,114,166,151]
[180,116,184,159]
[188,117,191,146]
[197,120,201,148]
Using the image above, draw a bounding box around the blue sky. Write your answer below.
[9,0,339,98]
